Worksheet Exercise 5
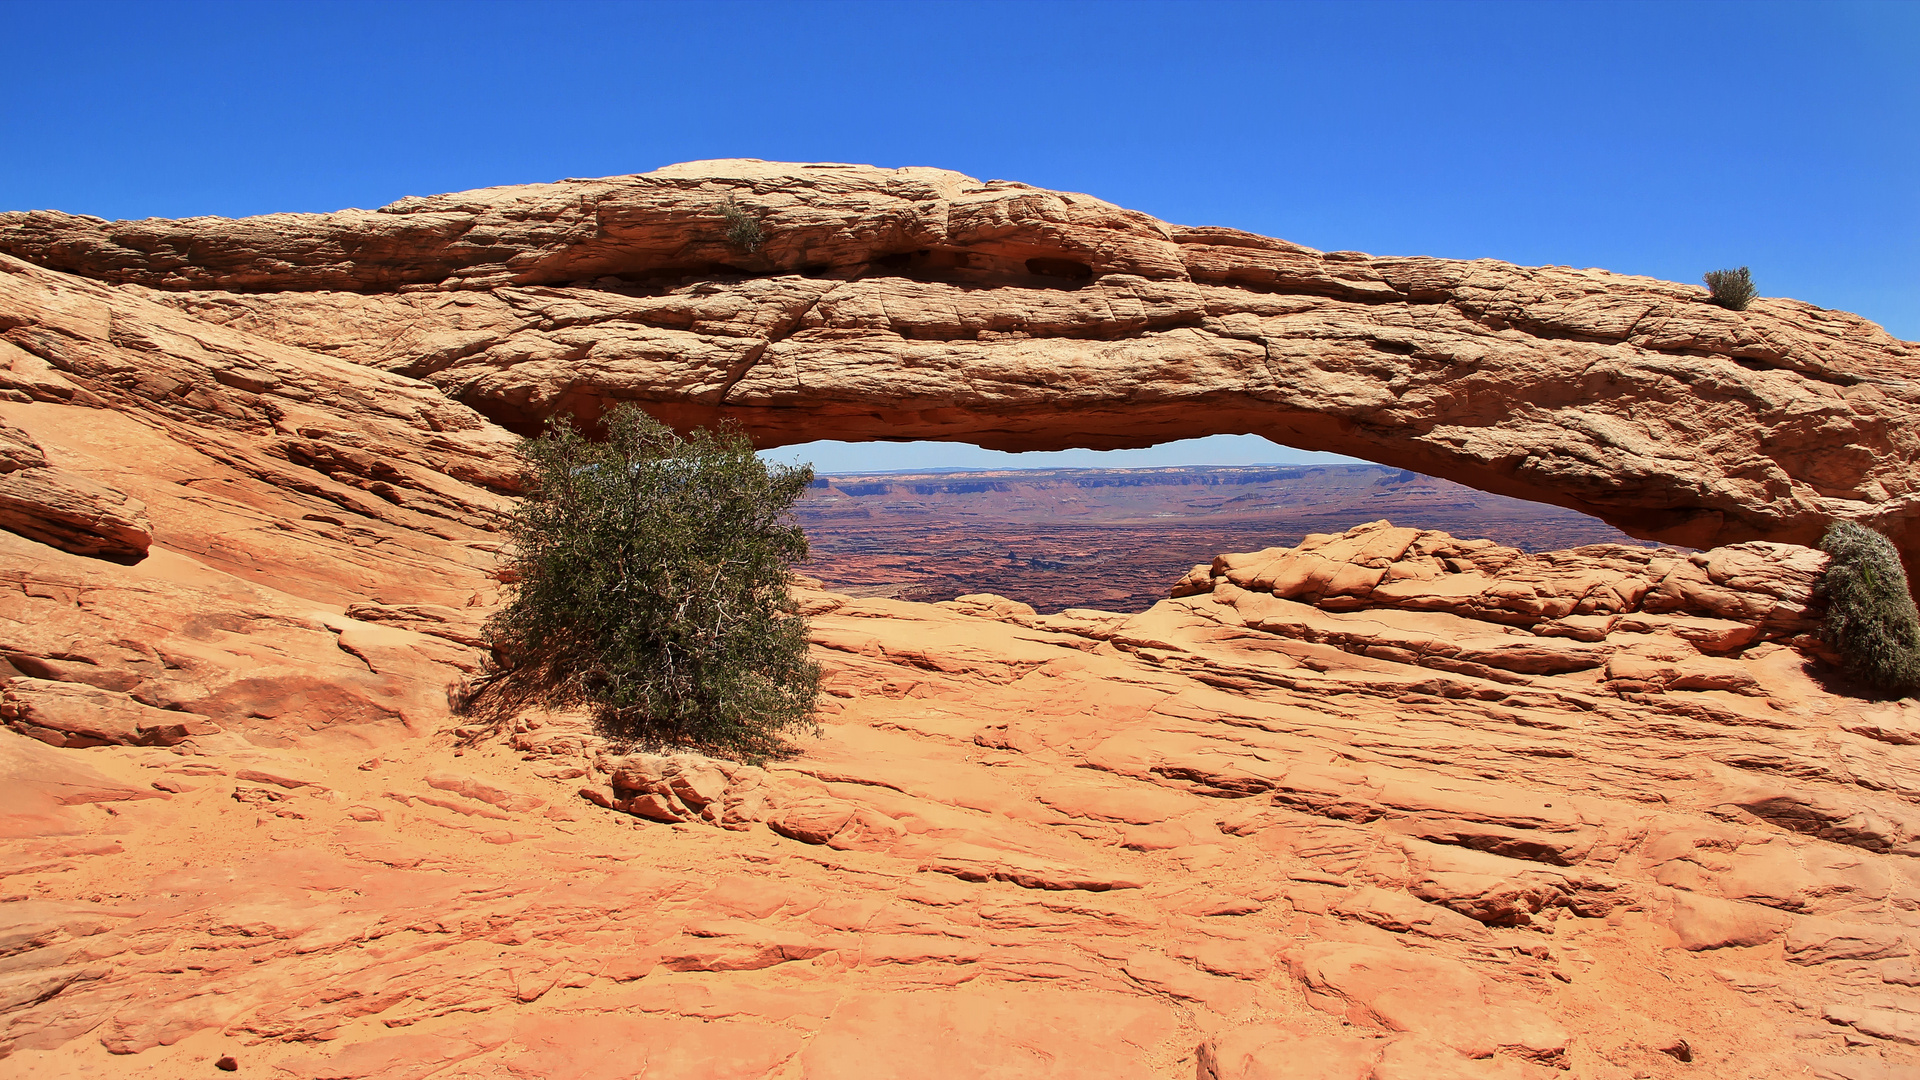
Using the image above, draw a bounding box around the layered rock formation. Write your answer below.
[0,416,150,560]
[1,163,1917,1079]
[0,250,511,749]
[3,160,1915,577]
[4,525,1919,1078]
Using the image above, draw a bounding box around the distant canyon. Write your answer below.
[797,463,1653,612]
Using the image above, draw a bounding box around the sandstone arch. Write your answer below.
[2,159,1915,578]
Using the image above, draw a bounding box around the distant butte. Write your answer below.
[3,159,1914,582]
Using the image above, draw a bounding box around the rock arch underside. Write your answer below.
[3,159,1915,575]
[0,161,1917,1078]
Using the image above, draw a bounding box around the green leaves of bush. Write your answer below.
[483,405,820,760]
[1703,266,1757,311]
[1819,521,1920,699]
[720,197,765,254]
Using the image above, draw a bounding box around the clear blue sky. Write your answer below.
[5,0,1913,472]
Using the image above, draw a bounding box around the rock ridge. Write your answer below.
[3,159,1913,578]
[0,162,1916,1078]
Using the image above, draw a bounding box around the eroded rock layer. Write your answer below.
[3,160,1916,573]
[0,163,1917,1079]
[4,525,1919,1078]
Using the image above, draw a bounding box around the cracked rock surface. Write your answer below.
[0,162,1915,1079]
[3,159,1915,576]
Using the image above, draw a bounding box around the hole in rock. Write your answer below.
[860,248,1095,289]
[761,434,1657,615]
[1023,257,1094,281]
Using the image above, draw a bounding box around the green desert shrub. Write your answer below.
[1819,521,1920,698]
[720,197,765,253]
[1703,266,1757,311]
[481,404,820,760]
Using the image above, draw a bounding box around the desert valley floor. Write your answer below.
[795,464,1653,611]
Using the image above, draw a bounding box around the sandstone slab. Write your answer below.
[0,162,1915,1080]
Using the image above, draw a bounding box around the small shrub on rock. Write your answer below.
[720,197,765,253]
[1703,266,1756,311]
[1818,521,1920,698]
[480,404,819,761]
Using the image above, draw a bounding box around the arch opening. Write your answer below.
[763,435,1659,614]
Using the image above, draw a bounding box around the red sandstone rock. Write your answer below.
[0,730,164,839]
[1,677,217,748]
[1292,941,1570,1062]
[0,420,150,559]
[0,164,1916,1079]
[0,248,503,751]
[0,420,46,473]
[1197,1023,1555,1080]
[424,770,544,812]
[4,161,1912,576]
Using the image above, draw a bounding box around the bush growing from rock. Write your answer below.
[480,404,819,760]
[1819,521,1920,698]
[1703,266,1756,311]
[720,197,765,253]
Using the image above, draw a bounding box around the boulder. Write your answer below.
[0,677,218,748]
[0,465,150,559]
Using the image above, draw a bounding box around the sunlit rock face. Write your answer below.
[1,164,1917,1079]
[3,159,1915,574]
